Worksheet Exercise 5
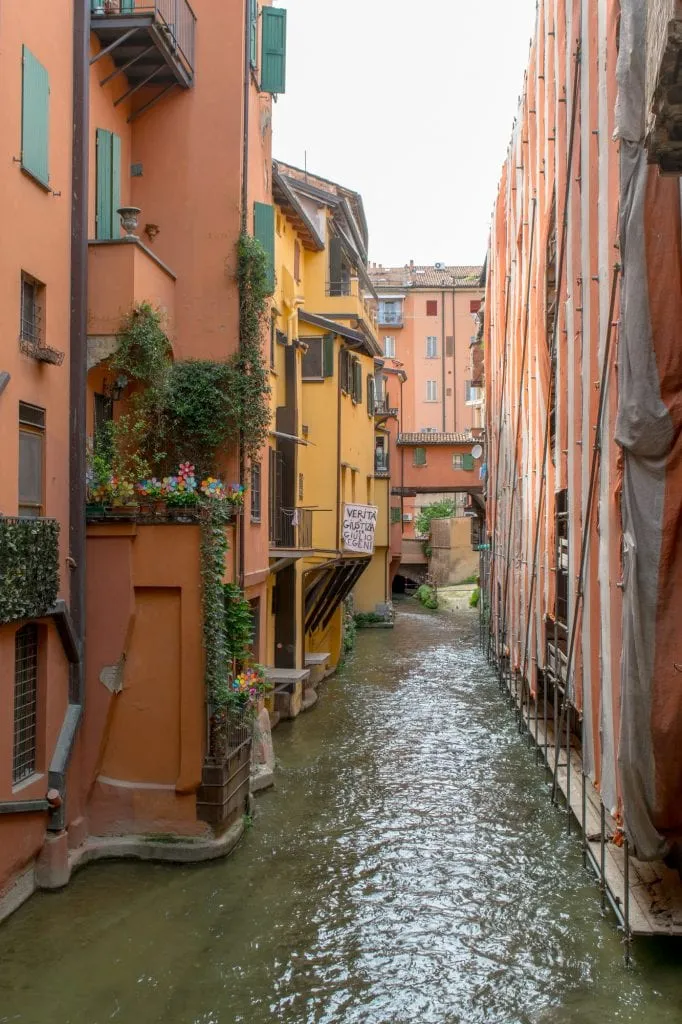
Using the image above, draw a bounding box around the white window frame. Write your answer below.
[426,335,438,359]
[384,335,396,358]
[426,380,438,402]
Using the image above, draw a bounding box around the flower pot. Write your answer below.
[153,500,167,517]
[112,505,138,518]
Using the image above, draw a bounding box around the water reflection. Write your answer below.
[1,603,682,1023]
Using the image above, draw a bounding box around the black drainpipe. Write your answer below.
[451,288,458,433]
[48,0,89,831]
[238,0,251,590]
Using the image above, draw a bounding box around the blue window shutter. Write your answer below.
[250,0,258,67]
[21,46,49,186]
[253,202,275,294]
[260,7,286,94]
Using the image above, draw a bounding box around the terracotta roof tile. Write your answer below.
[369,264,484,290]
[397,432,479,446]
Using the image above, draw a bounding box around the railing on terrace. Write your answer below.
[269,507,313,550]
[90,0,197,78]
[377,309,403,327]
[325,278,378,329]
[0,516,60,625]
[374,397,398,418]
[85,504,236,524]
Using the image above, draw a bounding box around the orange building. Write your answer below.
[485,0,682,938]
[1,0,286,920]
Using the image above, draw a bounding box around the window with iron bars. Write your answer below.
[13,624,39,784]
[20,273,44,347]
[251,461,262,522]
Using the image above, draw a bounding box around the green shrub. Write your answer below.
[416,584,438,610]
[0,518,60,624]
[469,587,481,608]
[354,611,385,627]
[415,499,457,539]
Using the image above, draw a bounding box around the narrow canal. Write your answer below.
[2,604,682,1024]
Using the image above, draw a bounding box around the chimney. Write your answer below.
[409,260,414,270]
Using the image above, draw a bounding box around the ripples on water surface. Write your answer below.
[2,603,682,1023]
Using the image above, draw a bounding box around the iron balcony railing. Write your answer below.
[269,507,313,550]
[374,397,398,418]
[91,0,197,76]
[378,309,403,326]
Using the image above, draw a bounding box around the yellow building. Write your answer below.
[265,162,388,690]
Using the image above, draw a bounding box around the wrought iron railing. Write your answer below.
[269,507,313,549]
[374,397,398,417]
[378,310,403,326]
[91,0,197,75]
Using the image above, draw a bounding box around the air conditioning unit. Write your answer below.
[402,513,413,522]
[434,261,445,270]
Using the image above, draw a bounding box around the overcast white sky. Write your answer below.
[274,0,538,268]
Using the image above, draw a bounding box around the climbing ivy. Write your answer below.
[0,518,60,624]
[224,582,254,666]
[236,234,272,464]
[200,502,233,709]
[112,302,172,392]
[163,360,238,478]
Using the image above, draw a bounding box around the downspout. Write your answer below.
[451,288,457,433]
[238,0,252,590]
[441,289,446,432]
[336,347,342,549]
[48,0,89,831]
[399,374,404,524]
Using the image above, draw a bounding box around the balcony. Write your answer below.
[0,517,60,625]
[374,397,398,420]
[90,0,196,108]
[464,381,484,407]
[87,237,175,358]
[269,507,313,553]
[318,277,379,346]
[377,308,404,328]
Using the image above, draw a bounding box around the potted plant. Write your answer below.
[136,477,165,515]
[110,477,137,516]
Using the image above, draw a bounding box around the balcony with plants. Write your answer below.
[90,0,196,101]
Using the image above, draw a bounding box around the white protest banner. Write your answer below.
[342,503,378,554]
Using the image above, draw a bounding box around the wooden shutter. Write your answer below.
[413,447,426,467]
[21,47,49,186]
[322,334,335,377]
[96,129,121,240]
[462,454,475,470]
[367,375,375,414]
[329,236,343,296]
[353,360,362,404]
[260,7,287,94]
[250,0,258,67]
[254,201,275,293]
[426,299,438,316]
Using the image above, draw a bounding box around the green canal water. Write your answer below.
[2,603,682,1023]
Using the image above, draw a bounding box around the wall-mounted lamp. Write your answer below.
[111,374,128,401]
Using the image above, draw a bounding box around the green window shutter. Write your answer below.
[253,201,275,293]
[260,7,287,94]
[353,360,362,404]
[96,129,121,240]
[96,129,113,240]
[250,0,258,67]
[414,447,426,467]
[21,47,49,187]
[121,0,134,11]
[463,453,475,471]
[367,375,374,414]
[322,334,335,377]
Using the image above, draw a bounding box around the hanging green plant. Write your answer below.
[162,360,238,478]
[0,518,60,624]
[224,582,255,665]
[200,501,233,709]
[237,234,272,464]
[112,302,172,392]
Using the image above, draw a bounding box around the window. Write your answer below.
[465,380,481,403]
[454,453,475,471]
[13,624,39,784]
[94,392,113,439]
[298,472,304,501]
[340,348,359,396]
[426,299,438,317]
[352,358,362,404]
[329,237,351,296]
[390,506,401,525]
[96,128,121,240]
[413,447,427,467]
[367,375,376,414]
[470,300,482,314]
[261,7,287,94]
[19,402,45,517]
[21,47,49,187]
[384,336,396,358]
[294,240,301,283]
[251,462,262,522]
[426,336,438,359]
[254,202,275,293]
[426,380,438,402]
[20,274,44,347]
[378,300,402,326]
[375,436,388,474]
[303,336,335,380]
[249,0,258,67]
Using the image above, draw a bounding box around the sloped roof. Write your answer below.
[397,432,479,446]
[369,264,484,290]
